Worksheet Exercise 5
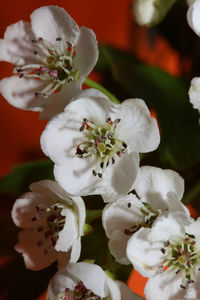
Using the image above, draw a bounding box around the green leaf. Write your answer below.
[96,45,200,169]
[0,159,54,196]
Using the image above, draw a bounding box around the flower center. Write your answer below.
[14,37,79,99]
[59,281,107,300]
[124,202,160,235]
[159,234,200,289]
[76,117,127,178]
[31,203,67,254]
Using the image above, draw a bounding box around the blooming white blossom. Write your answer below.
[102,166,189,264]
[0,6,98,119]
[11,180,85,270]
[126,211,200,300]
[47,262,144,300]
[132,0,176,27]
[41,89,160,197]
[187,0,200,36]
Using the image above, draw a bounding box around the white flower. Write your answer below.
[11,180,86,270]
[47,262,144,300]
[0,6,98,119]
[126,212,200,300]
[102,166,189,264]
[41,89,160,197]
[132,0,176,27]
[188,77,200,121]
[187,0,200,36]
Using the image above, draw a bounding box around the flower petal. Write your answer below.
[0,21,36,65]
[30,6,80,45]
[116,281,145,300]
[47,268,76,300]
[115,98,160,153]
[102,194,142,238]
[105,276,121,300]
[0,76,47,111]
[109,230,131,264]
[11,192,53,229]
[74,26,98,79]
[55,209,78,252]
[187,0,200,36]
[126,227,164,277]
[39,81,82,120]
[134,166,184,209]
[67,262,107,298]
[15,228,60,270]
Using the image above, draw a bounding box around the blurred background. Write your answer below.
[1,0,200,299]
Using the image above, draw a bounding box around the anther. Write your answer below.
[79,125,85,132]
[56,37,62,41]
[19,74,24,78]
[128,203,131,208]
[160,248,166,254]
[106,117,111,122]
[98,173,102,178]
[180,285,186,289]
[112,157,115,164]
[17,68,23,73]
[34,50,38,55]
[92,170,97,176]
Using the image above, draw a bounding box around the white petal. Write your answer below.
[187,0,200,36]
[30,180,72,206]
[109,230,131,264]
[148,211,190,242]
[11,192,54,229]
[74,26,98,78]
[126,227,164,277]
[64,88,116,123]
[31,6,79,45]
[104,151,139,196]
[102,194,143,238]
[0,76,46,111]
[69,237,81,263]
[71,197,86,234]
[54,156,100,196]
[144,273,185,300]
[67,262,107,298]
[47,268,76,300]
[0,21,36,65]
[55,209,78,252]
[189,77,200,114]
[116,281,145,300]
[41,106,86,164]
[134,166,184,208]
[39,81,82,120]
[115,98,160,153]
[105,276,121,300]
[15,229,59,270]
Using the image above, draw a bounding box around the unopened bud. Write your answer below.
[132,0,177,27]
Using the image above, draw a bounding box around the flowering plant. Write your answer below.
[1,2,200,300]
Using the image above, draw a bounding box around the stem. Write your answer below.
[84,78,120,104]
[183,178,200,204]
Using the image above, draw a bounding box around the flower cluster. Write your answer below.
[1,4,200,300]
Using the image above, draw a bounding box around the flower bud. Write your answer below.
[132,0,177,27]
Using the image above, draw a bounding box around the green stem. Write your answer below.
[84,78,120,104]
[183,178,200,204]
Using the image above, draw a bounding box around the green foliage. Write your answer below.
[0,159,54,197]
[96,45,200,169]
